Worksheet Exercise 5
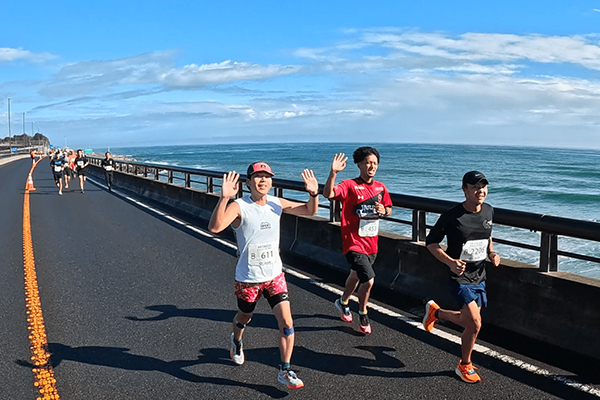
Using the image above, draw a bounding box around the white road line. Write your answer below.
[87,177,600,397]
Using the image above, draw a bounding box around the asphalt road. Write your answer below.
[1,158,598,400]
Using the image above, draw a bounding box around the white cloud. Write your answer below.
[10,28,600,149]
[160,60,301,87]
[0,47,56,63]
[36,53,303,99]
[435,63,520,75]
[39,51,176,98]
[296,30,600,74]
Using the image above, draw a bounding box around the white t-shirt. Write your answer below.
[233,195,283,283]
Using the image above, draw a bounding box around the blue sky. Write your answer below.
[3,1,600,149]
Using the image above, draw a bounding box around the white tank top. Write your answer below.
[233,195,283,283]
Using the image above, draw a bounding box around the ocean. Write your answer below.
[99,143,600,279]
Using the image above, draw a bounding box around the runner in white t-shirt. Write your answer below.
[209,161,319,390]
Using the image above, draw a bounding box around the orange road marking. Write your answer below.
[23,161,60,399]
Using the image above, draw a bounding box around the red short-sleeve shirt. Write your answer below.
[332,178,392,255]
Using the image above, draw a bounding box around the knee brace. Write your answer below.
[236,322,246,330]
[283,326,294,336]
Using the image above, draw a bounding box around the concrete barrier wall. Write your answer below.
[89,165,600,359]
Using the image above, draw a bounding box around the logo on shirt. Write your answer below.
[483,219,493,229]
[260,222,272,230]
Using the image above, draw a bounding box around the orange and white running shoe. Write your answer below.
[423,300,440,332]
[455,359,481,383]
[278,368,304,389]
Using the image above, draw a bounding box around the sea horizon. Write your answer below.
[83,140,600,154]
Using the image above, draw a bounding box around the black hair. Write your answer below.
[353,146,380,164]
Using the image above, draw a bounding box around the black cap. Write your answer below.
[462,171,488,186]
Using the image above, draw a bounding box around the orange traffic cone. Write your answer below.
[26,174,36,191]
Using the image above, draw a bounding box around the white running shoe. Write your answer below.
[229,333,244,365]
[278,367,304,389]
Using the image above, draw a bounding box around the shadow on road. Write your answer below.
[16,343,289,399]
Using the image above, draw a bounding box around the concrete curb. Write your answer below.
[0,154,31,166]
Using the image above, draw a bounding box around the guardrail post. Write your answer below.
[540,232,558,272]
[207,177,214,193]
[154,167,160,180]
[274,187,283,198]
[185,173,191,188]
[329,199,341,223]
[412,210,427,242]
[168,170,173,184]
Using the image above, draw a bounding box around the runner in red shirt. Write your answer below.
[323,146,392,334]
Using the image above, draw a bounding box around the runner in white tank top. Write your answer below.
[209,161,319,390]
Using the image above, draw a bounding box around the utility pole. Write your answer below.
[32,121,36,149]
[7,98,11,147]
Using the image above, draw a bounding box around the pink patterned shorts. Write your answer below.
[234,272,288,303]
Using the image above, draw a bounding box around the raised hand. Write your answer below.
[301,169,319,196]
[331,153,348,173]
[221,171,239,198]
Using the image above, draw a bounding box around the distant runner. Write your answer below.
[29,150,38,164]
[101,152,116,191]
[208,162,319,390]
[423,171,501,384]
[63,150,75,189]
[49,151,65,195]
[323,147,392,334]
[75,149,89,193]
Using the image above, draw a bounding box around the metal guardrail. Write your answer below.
[0,145,46,158]
[88,157,600,273]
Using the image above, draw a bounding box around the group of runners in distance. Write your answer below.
[48,149,90,195]
[209,145,500,389]
[47,150,116,195]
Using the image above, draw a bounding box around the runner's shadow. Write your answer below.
[293,313,366,337]
[297,345,408,377]
[126,305,364,337]
[126,305,236,322]
[16,343,288,398]
[126,305,286,331]
[293,345,450,379]
[201,345,448,379]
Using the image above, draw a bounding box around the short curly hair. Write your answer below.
[353,146,380,164]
